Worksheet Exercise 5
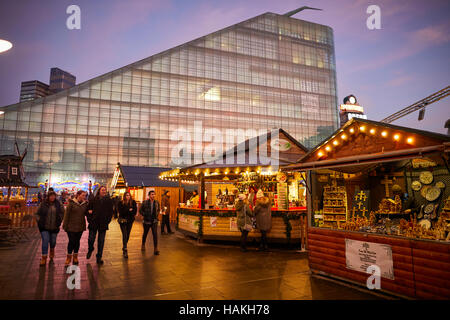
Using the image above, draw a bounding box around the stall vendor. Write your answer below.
[392,184,420,216]
[189,191,199,208]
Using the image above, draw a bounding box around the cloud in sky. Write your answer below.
[351,20,450,73]
[0,0,448,134]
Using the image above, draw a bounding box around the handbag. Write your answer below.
[243,205,253,232]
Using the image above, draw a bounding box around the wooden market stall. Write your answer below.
[160,129,309,246]
[284,118,450,299]
[0,153,37,228]
[110,163,183,222]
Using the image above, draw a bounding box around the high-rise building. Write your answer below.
[339,94,367,126]
[19,80,49,102]
[0,11,339,186]
[49,67,76,93]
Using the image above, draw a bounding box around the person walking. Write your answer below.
[117,191,137,258]
[253,191,272,251]
[160,190,173,235]
[112,195,120,219]
[34,191,64,266]
[235,194,253,252]
[63,190,88,266]
[86,186,114,264]
[139,190,160,255]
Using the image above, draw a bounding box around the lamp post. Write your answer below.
[48,160,54,190]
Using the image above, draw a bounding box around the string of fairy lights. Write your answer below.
[159,166,281,183]
[315,123,416,159]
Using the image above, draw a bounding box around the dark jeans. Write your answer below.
[260,230,268,249]
[88,228,107,259]
[161,214,171,233]
[240,229,249,249]
[67,231,83,254]
[142,222,158,249]
[119,221,134,249]
[40,231,58,255]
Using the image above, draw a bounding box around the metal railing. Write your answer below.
[380,86,450,123]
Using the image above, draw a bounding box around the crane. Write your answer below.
[380,86,450,123]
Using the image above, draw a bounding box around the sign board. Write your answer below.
[179,214,199,231]
[339,104,364,113]
[345,239,394,280]
[210,216,217,227]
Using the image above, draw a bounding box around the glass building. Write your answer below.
[0,12,339,186]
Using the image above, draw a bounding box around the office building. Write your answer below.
[0,11,339,186]
[19,80,49,102]
[49,67,76,93]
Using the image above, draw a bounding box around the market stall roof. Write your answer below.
[160,129,308,180]
[0,154,29,188]
[283,118,450,173]
[111,163,179,189]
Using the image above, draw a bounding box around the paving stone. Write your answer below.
[0,220,379,300]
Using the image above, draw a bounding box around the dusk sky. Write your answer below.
[0,0,449,133]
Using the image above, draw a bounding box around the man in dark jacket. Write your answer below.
[86,186,114,264]
[161,190,173,235]
[139,189,160,255]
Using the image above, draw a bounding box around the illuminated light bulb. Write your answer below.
[318,151,324,157]
[325,146,331,152]
[333,140,338,146]
[224,171,228,175]
[407,137,414,144]
[381,131,388,137]
[394,134,400,141]
[341,134,347,140]
[370,128,376,134]
[360,126,365,132]
[0,39,13,53]
[349,128,355,134]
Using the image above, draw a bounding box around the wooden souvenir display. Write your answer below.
[322,184,348,229]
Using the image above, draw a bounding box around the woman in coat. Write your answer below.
[253,193,272,251]
[63,190,88,266]
[86,186,114,264]
[117,191,137,258]
[235,194,254,252]
[34,191,64,266]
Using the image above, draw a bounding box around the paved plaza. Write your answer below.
[0,220,379,300]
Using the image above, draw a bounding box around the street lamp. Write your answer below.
[0,39,13,53]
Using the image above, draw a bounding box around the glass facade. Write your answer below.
[0,12,339,186]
